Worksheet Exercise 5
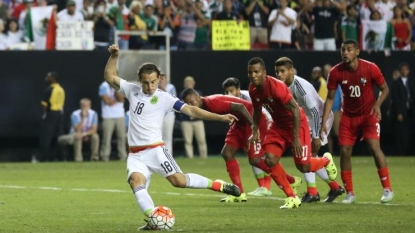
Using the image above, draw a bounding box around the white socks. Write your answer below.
[133,185,154,216]
[316,168,330,181]
[185,173,209,189]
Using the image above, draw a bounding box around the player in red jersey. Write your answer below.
[320,39,393,204]
[247,57,338,209]
[181,90,301,203]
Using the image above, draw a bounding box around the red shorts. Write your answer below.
[225,120,267,159]
[263,122,311,165]
[338,114,380,146]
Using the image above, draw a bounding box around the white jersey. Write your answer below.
[288,75,325,139]
[240,90,272,122]
[119,79,185,146]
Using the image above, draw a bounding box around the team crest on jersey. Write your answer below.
[150,96,159,104]
[268,97,273,102]
[360,77,367,86]
[342,80,348,84]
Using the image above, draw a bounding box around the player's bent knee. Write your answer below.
[295,163,310,173]
[128,172,147,188]
[248,158,260,166]
[265,154,279,167]
[166,173,187,188]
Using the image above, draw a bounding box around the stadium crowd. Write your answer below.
[0,0,415,50]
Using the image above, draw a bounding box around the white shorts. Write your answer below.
[126,146,182,182]
[320,111,334,146]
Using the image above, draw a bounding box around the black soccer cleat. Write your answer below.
[301,192,321,203]
[323,186,345,203]
[220,181,241,197]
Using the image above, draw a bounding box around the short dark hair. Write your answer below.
[181,88,199,100]
[248,57,266,69]
[274,57,294,69]
[137,63,161,79]
[399,62,410,70]
[342,39,359,48]
[222,77,240,90]
[47,71,59,80]
[346,5,355,12]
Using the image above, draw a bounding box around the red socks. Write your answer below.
[263,175,271,190]
[341,170,354,194]
[269,163,295,197]
[226,159,244,193]
[378,167,392,190]
[309,157,329,172]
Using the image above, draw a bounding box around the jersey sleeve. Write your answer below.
[164,92,185,112]
[71,112,79,126]
[205,96,232,114]
[371,63,385,86]
[119,79,134,100]
[327,70,338,90]
[92,111,98,125]
[272,81,293,105]
[296,81,320,138]
[99,83,109,97]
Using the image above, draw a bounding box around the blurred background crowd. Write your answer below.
[0,0,415,50]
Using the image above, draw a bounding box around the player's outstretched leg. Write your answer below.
[248,166,272,197]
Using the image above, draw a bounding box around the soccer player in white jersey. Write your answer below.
[274,57,345,203]
[104,44,241,230]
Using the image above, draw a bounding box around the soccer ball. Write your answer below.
[148,206,175,230]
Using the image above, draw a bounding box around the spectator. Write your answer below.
[18,0,33,34]
[244,0,270,48]
[159,72,177,155]
[93,0,115,51]
[291,17,310,50]
[80,0,94,20]
[410,9,415,49]
[5,19,23,48]
[375,0,395,21]
[390,62,415,155]
[57,0,85,22]
[128,1,148,50]
[176,0,205,50]
[39,72,65,162]
[268,0,296,50]
[310,66,328,100]
[309,0,344,51]
[214,0,242,20]
[194,0,210,50]
[341,5,358,42]
[142,4,157,49]
[0,19,8,50]
[391,6,412,51]
[157,4,179,50]
[109,0,130,50]
[0,0,9,22]
[58,98,100,162]
[99,80,127,161]
[180,76,208,158]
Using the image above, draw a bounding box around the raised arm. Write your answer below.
[104,44,122,91]
[230,103,254,126]
[180,105,238,124]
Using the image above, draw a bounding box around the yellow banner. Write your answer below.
[212,20,250,51]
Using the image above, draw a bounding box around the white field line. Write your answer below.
[0,185,410,206]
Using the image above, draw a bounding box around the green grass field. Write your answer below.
[1,156,414,233]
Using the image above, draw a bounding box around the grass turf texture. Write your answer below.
[0,156,414,233]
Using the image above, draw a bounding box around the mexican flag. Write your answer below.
[25,6,56,50]
[360,19,394,51]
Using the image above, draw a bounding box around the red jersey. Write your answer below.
[328,59,385,116]
[249,76,307,129]
[202,94,256,127]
